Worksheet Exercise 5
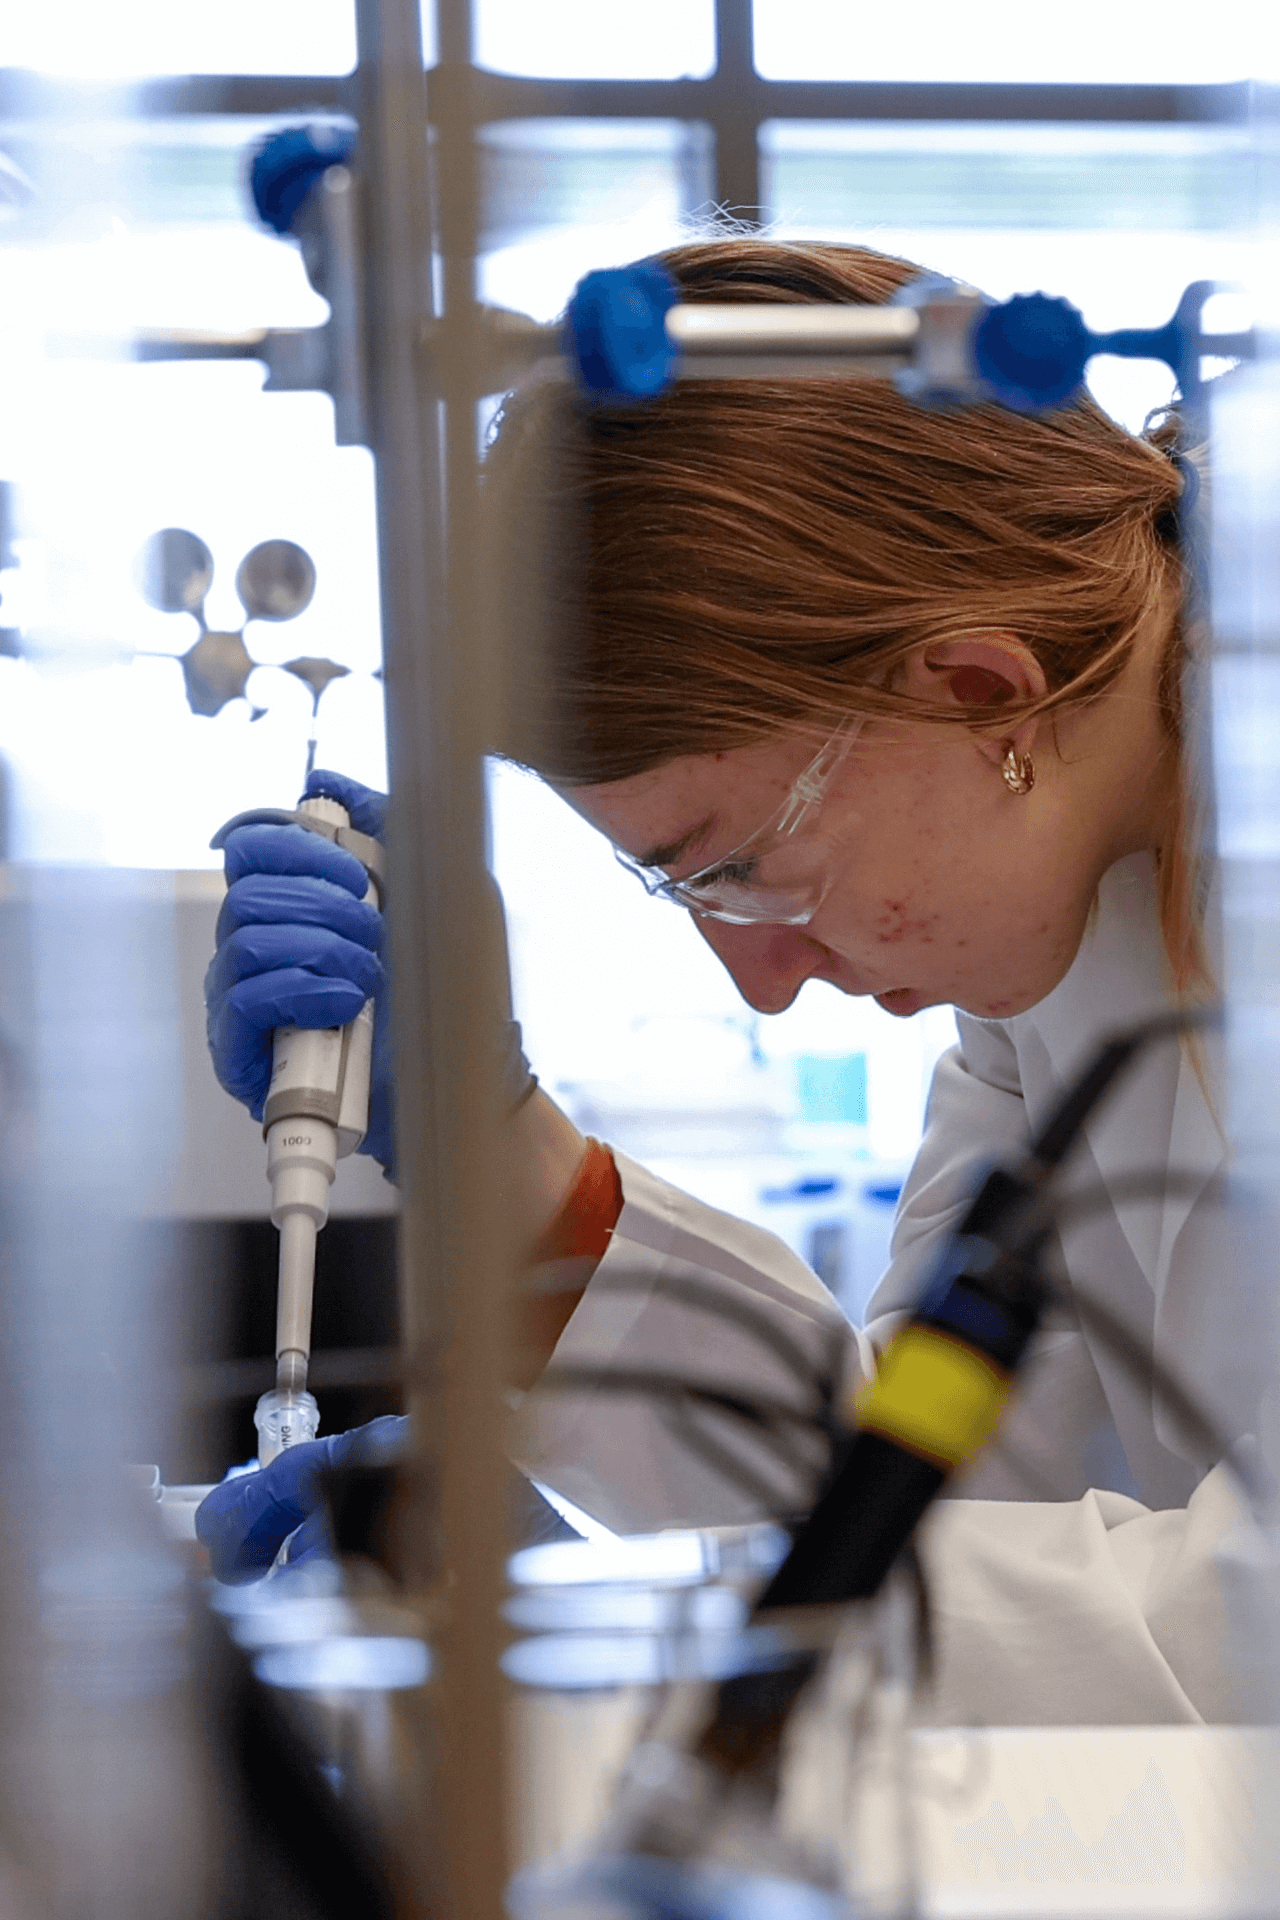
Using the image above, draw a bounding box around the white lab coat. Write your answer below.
[870,851,1258,1512]
[515,854,1270,1724]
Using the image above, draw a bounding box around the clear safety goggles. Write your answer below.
[614,715,864,926]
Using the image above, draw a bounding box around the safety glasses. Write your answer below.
[614,715,864,926]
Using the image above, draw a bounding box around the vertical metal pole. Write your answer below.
[712,0,761,221]
[1206,92,1280,1776]
[356,1,511,1915]
[0,91,213,1914]
[0,874,212,1916]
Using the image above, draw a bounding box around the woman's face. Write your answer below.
[560,637,1169,1023]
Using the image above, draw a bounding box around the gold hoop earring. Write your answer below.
[1001,747,1035,796]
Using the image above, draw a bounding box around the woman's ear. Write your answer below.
[902,634,1047,770]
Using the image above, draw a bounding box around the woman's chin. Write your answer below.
[874,987,925,1017]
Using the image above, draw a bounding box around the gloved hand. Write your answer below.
[196,1414,579,1583]
[204,768,538,1183]
[205,769,396,1172]
[196,1414,408,1584]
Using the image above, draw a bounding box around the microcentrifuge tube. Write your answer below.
[254,1387,320,1467]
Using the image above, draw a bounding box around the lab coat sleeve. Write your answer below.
[864,1013,1030,1340]
[915,1460,1246,1726]
[511,1149,871,1535]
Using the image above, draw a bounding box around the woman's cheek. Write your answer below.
[869,894,943,948]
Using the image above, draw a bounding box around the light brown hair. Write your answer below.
[487,237,1206,991]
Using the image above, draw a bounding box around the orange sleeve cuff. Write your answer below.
[529,1137,624,1265]
[517,1139,623,1385]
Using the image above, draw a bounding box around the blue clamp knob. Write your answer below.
[973,282,1221,414]
[972,292,1094,413]
[250,123,357,236]
[564,262,680,401]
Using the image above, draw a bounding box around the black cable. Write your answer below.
[537,1165,1252,1520]
[537,1363,829,1445]
[1057,1278,1266,1506]
[588,1266,845,1438]
[537,1362,831,1508]
[901,1538,934,1693]
[661,1393,803,1517]
[1027,1006,1217,1169]
[959,1167,1233,1503]
[1007,1165,1263,1506]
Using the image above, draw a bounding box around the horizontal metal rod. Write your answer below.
[668,302,919,355]
[128,328,269,358]
[0,67,1259,127]
[0,68,355,117]
[674,353,912,381]
[180,1345,405,1405]
[439,68,1260,128]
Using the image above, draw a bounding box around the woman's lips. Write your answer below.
[814,963,929,1016]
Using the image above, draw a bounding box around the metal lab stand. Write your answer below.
[355,3,515,1913]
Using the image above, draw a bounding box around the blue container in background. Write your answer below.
[795,1053,868,1126]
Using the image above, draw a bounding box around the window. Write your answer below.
[753,0,1280,84]
[3,1,1257,1307]
[761,120,1258,428]
[0,2,357,77]
[474,0,715,80]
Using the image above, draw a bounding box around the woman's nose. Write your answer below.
[693,917,829,1013]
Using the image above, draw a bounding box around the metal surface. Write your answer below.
[315,163,373,447]
[0,871,212,1912]
[710,0,760,218]
[1209,88,1280,1717]
[134,526,215,618]
[667,304,919,354]
[0,13,1270,1920]
[356,0,513,1914]
[660,300,919,382]
[235,538,318,622]
[0,66,1260,128]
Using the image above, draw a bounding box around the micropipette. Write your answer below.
[212,792,384,1466]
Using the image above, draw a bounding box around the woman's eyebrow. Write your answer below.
[635,814,718,871]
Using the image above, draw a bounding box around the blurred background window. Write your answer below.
[761,121,1258,430]
[1,0,1265,1317]
[0,3,358,77]
[474,0,716,79]
[753,0,1279,83]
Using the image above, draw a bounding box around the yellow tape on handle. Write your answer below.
[856,1324,1012,1471]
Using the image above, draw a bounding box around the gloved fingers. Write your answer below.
[357,988,398,1176]
[305,769,387,840]
[215,872,383,953]
[197,1439,328,1583]
[329,1413,409,1468]
[196,1420,410,1582]
[205,1002,271,1112]
[208,969,371,1112]
[223,821,370,896]
[213,967,370,1040]
[282,1507,334,1568]
[287,1419,409,1562]
[206,922,385,1002]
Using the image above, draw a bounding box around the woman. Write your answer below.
[200,239,1265,1725]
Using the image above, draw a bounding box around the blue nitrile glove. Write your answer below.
[196,1415,579,1583]
[204,768,397,1175]
[196,1415,408,1584]
[205,768,537,1184]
